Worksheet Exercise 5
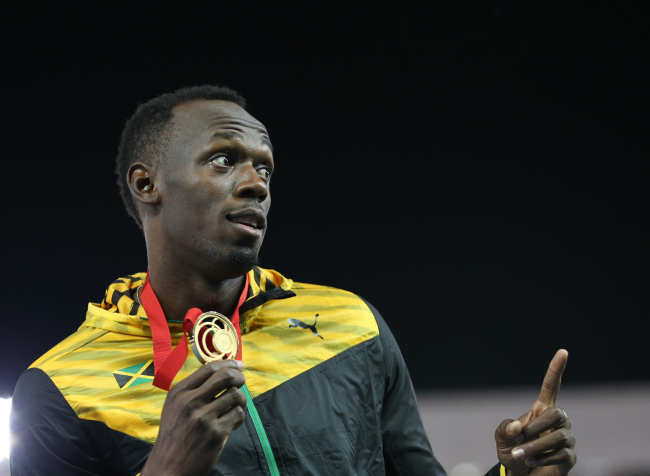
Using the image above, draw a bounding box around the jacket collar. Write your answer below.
[84,267,295,336]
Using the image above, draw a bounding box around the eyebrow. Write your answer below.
[212,131,274,152]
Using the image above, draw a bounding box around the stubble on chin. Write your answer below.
[186,231,261,278]
[199,243,260,278]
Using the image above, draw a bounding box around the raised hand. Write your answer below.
[141,360,247,476]
[494,350,577,476]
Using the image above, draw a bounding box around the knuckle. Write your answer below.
[235,389,248,407]
[494,421,507,440]
[549,406,564,421]
[559,447,572,460]
[222,387,236,397]
[210,360,233,372]
[568,432,577,447]
[202,363,218,376]
[560,410,572,429]
[167,385,184,402]
[212,426,227,440]
[177,398,196,416]
[210,361,226,370]
[194,412,212,430]
[233,406,246,421]
[208,361,230,374]
[557,429,570,444]
[222,369,239,386]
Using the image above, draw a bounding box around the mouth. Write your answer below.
[226,208,267,238]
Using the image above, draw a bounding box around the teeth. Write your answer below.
[238,217,258,228]
[239,220,257,229]
[230,213,264,230]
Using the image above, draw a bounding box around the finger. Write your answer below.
[495,419,525,447]
[522,406,568,440]
[524,447,576,469]
[513,428,575,461]
[217,404,247,432]
[177,360,245,391]
[196,366,246,401]
[537,349,568,406]
[203,387,248,417]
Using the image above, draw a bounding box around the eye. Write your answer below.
[258,168,272,180]
[209,154,231,167]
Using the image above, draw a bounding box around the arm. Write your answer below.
[367,300,505,476]
[363,300,446,475]
[11,361,247,476]
[10,368,136,476]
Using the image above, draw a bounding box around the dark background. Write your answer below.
[1,2,647,397]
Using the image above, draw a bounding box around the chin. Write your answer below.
[225,247,260,274]
[193,236,261,279]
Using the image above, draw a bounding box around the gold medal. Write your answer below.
[134,285,240,364]
[189,312,239,363]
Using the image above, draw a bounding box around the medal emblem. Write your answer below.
[189,312,239,363]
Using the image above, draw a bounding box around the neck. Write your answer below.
[147,261,247,322]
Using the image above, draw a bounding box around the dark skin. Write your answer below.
[128,100,576,475]
[496,349,577,475]
[130,100,273,476]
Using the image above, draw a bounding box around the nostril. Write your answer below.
[235,176,268,200]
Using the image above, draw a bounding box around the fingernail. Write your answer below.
[512,448,525,460]
[515,435,525,444]
[237,360,245,370]
[525,457,536,467]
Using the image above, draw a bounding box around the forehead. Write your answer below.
[171,100,269,143]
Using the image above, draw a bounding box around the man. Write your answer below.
[10,86,576,475]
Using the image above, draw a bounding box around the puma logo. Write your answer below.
[288,314,324,339]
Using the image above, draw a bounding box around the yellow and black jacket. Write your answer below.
[11,267,501,475]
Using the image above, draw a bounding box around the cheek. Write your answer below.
[164,179,227,228]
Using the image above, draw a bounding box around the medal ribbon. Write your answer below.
[140,271,249,391]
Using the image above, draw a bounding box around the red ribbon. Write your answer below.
[140,272,249,391]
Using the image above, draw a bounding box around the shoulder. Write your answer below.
[250,270,384,340]
[29,325,108,372]
[293,279,389,321]
[288,280,390,337]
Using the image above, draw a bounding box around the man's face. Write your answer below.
[155,100,273,279]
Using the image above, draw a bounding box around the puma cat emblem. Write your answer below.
[288,314,324,339]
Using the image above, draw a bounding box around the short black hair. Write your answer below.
[116,85,247,228]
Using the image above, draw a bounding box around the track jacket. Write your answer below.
[11,267,502,475]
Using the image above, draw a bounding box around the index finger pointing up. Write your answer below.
[538,349,569,406]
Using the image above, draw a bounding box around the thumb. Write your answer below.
[495,419,525,448]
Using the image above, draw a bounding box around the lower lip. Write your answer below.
[231,221,263,238]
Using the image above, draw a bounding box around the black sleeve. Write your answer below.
[485,463,503,475]
[362,300,447,476]
[10,368,149,476]
[365,301,505,476]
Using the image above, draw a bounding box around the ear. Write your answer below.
[127,162,161,206]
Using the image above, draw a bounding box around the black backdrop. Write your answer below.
[1,2,647,397]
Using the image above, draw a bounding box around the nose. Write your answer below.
[234,163,269,203]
